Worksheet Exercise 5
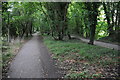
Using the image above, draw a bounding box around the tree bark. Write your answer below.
[86,3,99,45]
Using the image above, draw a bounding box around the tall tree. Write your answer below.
[44,2,69,40]
[85,2,100,45]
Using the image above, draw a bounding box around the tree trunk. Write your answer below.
[103,2,114,36]
[67,31,71,39]
[7,12,10,42]
[89,23,96,45]
[30,21,33,36]
[87,3,99,45]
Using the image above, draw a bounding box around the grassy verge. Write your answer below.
[2,41,22,77]
[44,36,119,78]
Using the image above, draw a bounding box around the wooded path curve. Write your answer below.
[71,35,120,50]
[8,33,61,78]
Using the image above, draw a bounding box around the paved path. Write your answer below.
[71,35,120,50]
[8,34,61,78]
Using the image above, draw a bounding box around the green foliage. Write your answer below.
[67,2,88,36]
[96,5,109,39]
[2,2,39,38]
[2,2,120,42]
[2,52,13,63]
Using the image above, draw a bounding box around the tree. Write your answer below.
[85,2,100,45]
[43,2,69,40]
[103,2,120,42]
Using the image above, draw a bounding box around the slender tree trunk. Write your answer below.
[29,21,33,36]
[103,2,114,36]
[75,18,80,34]
[103,3,110,26]
[7,12,10,42]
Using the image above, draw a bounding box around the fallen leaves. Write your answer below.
[53,55,119,78]
[64,59,76,64]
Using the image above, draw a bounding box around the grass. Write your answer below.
[44,36,119,64]
[44,36,119,78]
[2,38,27,78]
[2,42,21,70]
